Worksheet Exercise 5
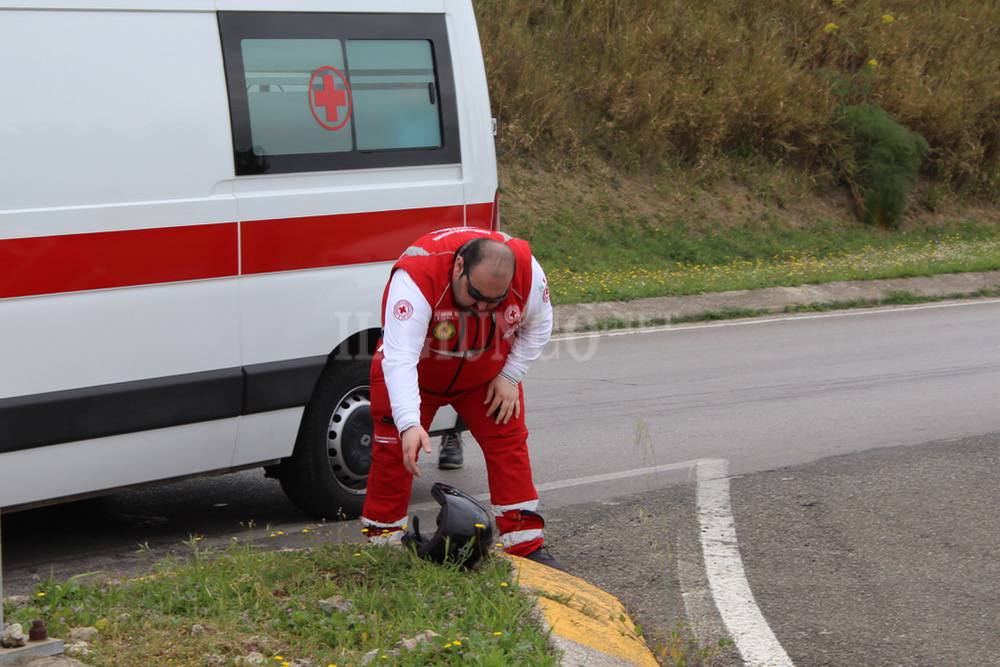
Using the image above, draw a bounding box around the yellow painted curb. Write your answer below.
[505,555,659,667]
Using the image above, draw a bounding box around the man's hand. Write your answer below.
[400,425,431,477]
[484,374,520,425]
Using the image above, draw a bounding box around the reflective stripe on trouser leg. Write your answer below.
[496,509,545,556]
[361,516,408,545]
[452,382,543,556]
[360,359,442,533]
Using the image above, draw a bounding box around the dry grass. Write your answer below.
[477,0,1000,196]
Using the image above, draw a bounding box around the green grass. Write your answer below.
[3,541,556,667]
[527,218,1000,304]
[782,287,1000,313]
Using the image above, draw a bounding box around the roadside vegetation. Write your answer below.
[475,1,1000,305]
[2,540,555,666]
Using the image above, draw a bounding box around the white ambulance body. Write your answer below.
[0,0,498,517]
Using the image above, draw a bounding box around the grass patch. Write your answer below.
[3,541,556,667]
[670,308,772,324]
[543,231,1000,305]
[502,164,1000,305]
[783,287,1000,313]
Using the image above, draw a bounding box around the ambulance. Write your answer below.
[0,0,498,519]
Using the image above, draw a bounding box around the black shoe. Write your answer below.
[437,432,464,470]
[524,545,566,572]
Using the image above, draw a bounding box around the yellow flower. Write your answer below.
[493,631,503,636]
[867,58,879,68]
[473,523,486,529]
[499,582,509,588]
[36,592,46,598]
[823,22,839,33]
[881,13,895,23]
[273,658,283,662]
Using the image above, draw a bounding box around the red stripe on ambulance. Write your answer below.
[0,202,496,298]
[0,223,238,299]
[240,204,465,275]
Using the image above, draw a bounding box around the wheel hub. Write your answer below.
[326,386,372,494]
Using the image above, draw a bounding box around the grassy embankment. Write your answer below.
[476,1,1000,305]
[2,541,555,666]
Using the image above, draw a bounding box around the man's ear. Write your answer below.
[452,256,464,280]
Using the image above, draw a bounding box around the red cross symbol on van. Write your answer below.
[308,66,352,132]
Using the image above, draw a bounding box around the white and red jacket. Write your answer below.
[377,227,553,432]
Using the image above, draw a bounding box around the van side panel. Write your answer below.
[0,9,240,506]
[0,419,240,508]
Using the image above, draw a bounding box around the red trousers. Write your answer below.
[361,357,545,556]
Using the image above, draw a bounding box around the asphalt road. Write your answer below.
[4,299,1000,665]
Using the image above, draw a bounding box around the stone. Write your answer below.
[204,654,226,666]
[67,627,98,643]
[237,652,266,665]
[190,624,205,636]
[317,595,354,614]
[64,641,94,657]
[394,629,442,652]
[1,622,27,648]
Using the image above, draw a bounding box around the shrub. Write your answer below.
[837,103,929,227]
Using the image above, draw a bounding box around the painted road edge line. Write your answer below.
[553,297,1000,342]
[697,459,794,667]
[409,458,707,513]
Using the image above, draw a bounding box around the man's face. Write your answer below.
[452,256,511,312]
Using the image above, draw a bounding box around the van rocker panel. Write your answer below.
[0,356,331,453]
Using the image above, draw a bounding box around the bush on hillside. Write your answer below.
[838,103,928,227]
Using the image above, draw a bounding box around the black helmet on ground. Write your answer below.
[403,483,494,569]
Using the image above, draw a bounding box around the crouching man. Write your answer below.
[361,227,560,568]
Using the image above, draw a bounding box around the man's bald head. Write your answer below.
[453,238,516,310]
[457,238,515,280]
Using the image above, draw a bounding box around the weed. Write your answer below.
[8,542,556,666]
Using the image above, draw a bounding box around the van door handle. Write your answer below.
[428,82,437,105]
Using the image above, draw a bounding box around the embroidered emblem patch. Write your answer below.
[393,299,413,321]
[433,320,457,341]
[504,304,522,324]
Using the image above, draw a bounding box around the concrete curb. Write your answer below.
[504,555,659,667]
[552,269,1000,333]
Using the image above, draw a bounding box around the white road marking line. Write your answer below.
[408,458,793,666]
[409,458,706,512]
[553,297,1000,342]
[697,459,793,667]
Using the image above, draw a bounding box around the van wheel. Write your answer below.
[279,360,372,520]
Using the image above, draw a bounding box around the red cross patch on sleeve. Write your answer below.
[392,299,414,321]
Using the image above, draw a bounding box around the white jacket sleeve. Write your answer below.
[501,256,553,383]
[381,270,431,432]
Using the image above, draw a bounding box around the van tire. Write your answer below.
[279,359,372,520]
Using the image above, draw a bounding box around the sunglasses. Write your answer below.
[462,269,508,305]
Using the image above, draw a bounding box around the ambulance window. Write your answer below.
[241,39,353,157]
[346,40,442,151]
[218,12,461,176]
